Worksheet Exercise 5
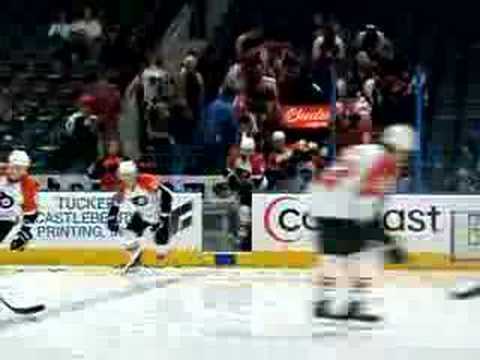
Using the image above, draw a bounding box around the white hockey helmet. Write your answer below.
[8,150,31,167]
[240,136,255,155]
[272,131,286,142]
[381,124,416,152]
[118,160,138,176]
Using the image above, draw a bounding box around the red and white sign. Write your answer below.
[282,105,330,129]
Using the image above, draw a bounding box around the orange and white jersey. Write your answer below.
[0,174,39,222]
[116,174,170,226]
[310,144,397,220]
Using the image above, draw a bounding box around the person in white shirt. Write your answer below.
[71,6,103,61]
[353,24,394,61]
[312,26,346,63]
[48,11,71,41]
[71,7,103,41]
[49,11,72,69]
[127,55,173,152]
[312,24,347,99]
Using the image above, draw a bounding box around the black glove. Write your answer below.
[126,212,150,237]
[385,246,408,264]
[154,215,170,245]
[107,205,120,233]
[383,234,407,264]
[10,225,33,252]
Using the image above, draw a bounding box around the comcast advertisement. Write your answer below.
[252,193,480,255]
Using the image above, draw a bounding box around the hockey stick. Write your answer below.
[449,280,480,300]
[0,296,45,315]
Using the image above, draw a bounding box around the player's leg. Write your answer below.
[345,219,393,322]
[347,250,381,322]
[120,229,144,273]
[313,218,350,319]
[238,205,252,251]
[0,221,17,244]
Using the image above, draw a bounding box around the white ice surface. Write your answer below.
[0,267,479,360]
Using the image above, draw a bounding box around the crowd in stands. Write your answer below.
[0,6,417,194]
[201,15,415,192]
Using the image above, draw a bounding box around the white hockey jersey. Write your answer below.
[309,144,397,220]
[114,174,172,229]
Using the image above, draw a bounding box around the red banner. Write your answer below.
[282,105,331,129]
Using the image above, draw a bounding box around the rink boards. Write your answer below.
[2,192,480,269]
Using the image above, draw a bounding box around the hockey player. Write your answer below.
[310,124,415,322]
[0,150,40,251]
[107,160,173,271]
[225,136,267,250]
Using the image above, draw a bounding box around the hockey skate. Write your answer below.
[121,241,144,275]
[347,300,382,322]
[313,300,349,320]
[450,280,480,300]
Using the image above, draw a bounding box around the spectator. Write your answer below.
[71,6,103,61]
[225,136,267,250]
[169,99,196,174]
[0,88,13,123]
[48,11,72,70]
[354,25,394,62]
[87,139,124,191]
[312,24,346,63]
[266,131,292,189]
[355,51,377,84]
[277,51,316,104]
[145,100,173,174]
[198,44,227,103]
[377,65,413,126]
[312,24,346,100]
[237,50,282,136]
[238,112,258,138]
[99,25,124,71]
[203,85,239,174]
[60,95,99,171]
[235,28,264,59]
[177,52,205,128]
[84,71,122,155]
[133,54,173,106]
[48,10,72,41]
[225,61,244,95]
[312,13,325,39]
[128,54,173,151]
[287,140,319,191]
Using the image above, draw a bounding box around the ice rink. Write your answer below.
[0,266,479,360]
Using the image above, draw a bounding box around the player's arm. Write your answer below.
[154,182,173,245]
[131,174,173,244]
[10,177,40,251]
[360,155,406,263]
[107,191,123,234]
[360,155,397,196]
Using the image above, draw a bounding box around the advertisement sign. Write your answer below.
[252,194,480,257]
[15,192,202,249]
[282,105,330,129]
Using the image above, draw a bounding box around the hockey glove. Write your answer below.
[384,234,407,264]
[10,225,33,252]
[107,205,120,233]
[154,215,170,245]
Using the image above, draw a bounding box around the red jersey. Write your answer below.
[228,147,266,178]
[310,144,397,220]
